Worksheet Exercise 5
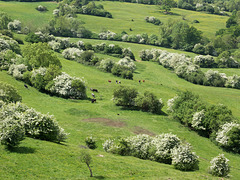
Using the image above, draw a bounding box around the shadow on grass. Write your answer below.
[119,106,168,116]
[7,146,35,154]
[93,176,105,179]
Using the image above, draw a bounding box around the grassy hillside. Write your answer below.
[1,1,240,179]
[1,53,240,179]
[0,1,228,39]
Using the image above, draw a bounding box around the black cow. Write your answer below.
[90,88,98,92]
[91,99,96,103]
[24,84,28,89]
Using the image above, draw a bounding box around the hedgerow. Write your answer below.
[103,133,199,171]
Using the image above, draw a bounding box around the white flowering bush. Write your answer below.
[62,48,83,60]
[151,133,181,164]
[103,133,199,171]
[99,30,116,40]
[29,67,47,90]
[55,37,70,49]
[35,31,55,43]
[209,154,230,177]
[204,70,226,87]
[0,101,68,143]
[50,72,86,99]
[127,134,153,159]
[8,64,28,80]
[225,75,240,89]
[85,136,97,149]
[171,144,199,171]
[216,122,240,152]
[122,34,128,42]
[0,38,10,51]
[193,55,215,68]
[103,139,116,152]
[20,108,68,142]
[117,57,136,72]
[145,16,161,25]
[53,9,60,16]
[167,96,178,112]
[76,40,85,50]
[7,20,21,31]
[98,59,115,72]
[0,81,22,103]
[192,110,206,130]
[48,41,61,52]
[122,48,135,60]
[36,5,47,12]
[0,116,25,148]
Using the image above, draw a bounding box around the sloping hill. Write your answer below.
[0,1,240,179]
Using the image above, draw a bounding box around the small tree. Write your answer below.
[159,0,176,13]
[80,150,93,177]
[113,86,138,107]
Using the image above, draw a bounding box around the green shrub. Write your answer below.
[113,86,138,107]
[85,136,97,149]
[0,81,22,103]
[136,91,164,114]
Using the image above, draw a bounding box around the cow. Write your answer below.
[139,80,141,83]
[108,80,111,83]
[24,84,28,89]
[116,80,118,84]
[118,81,121,84]
[92,93,95,98]
[143,80,145,83]
[91,99,96,103]
[90,88,98,92]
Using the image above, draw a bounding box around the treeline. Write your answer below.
[0,32,87,99]
[24,31,137,79]
[139,49,240,89]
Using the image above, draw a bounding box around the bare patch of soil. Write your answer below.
[133,126,156,136]
[82,118,126,127]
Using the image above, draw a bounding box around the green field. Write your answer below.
[1,1,240,179]
[0,1,228,39]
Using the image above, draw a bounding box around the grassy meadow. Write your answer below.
[0,1,228,39]
[1,1,240,179]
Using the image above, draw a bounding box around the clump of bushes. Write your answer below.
[79,2,112,18]
[113,86,164,114]
[209,154,230,177]
[0,81,22,103]
[7,20,21,32]
[167,91,233,138]
[216,122,240,153]
[36,5,48,12]
[103,133,199,171]
[145,16,161,25]
[139,48,240,89]
[0,100,68,148]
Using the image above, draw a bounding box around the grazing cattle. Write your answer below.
[91,99,96,103]
[139,80,141,83]
[108,80,111,83]
[92,93,95,98]
[24,84,28,89]
[92,89,98,92]
[118,81,121,84]
[116,80,118,84]
[90,88,98,92]
[143,80,145,82]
